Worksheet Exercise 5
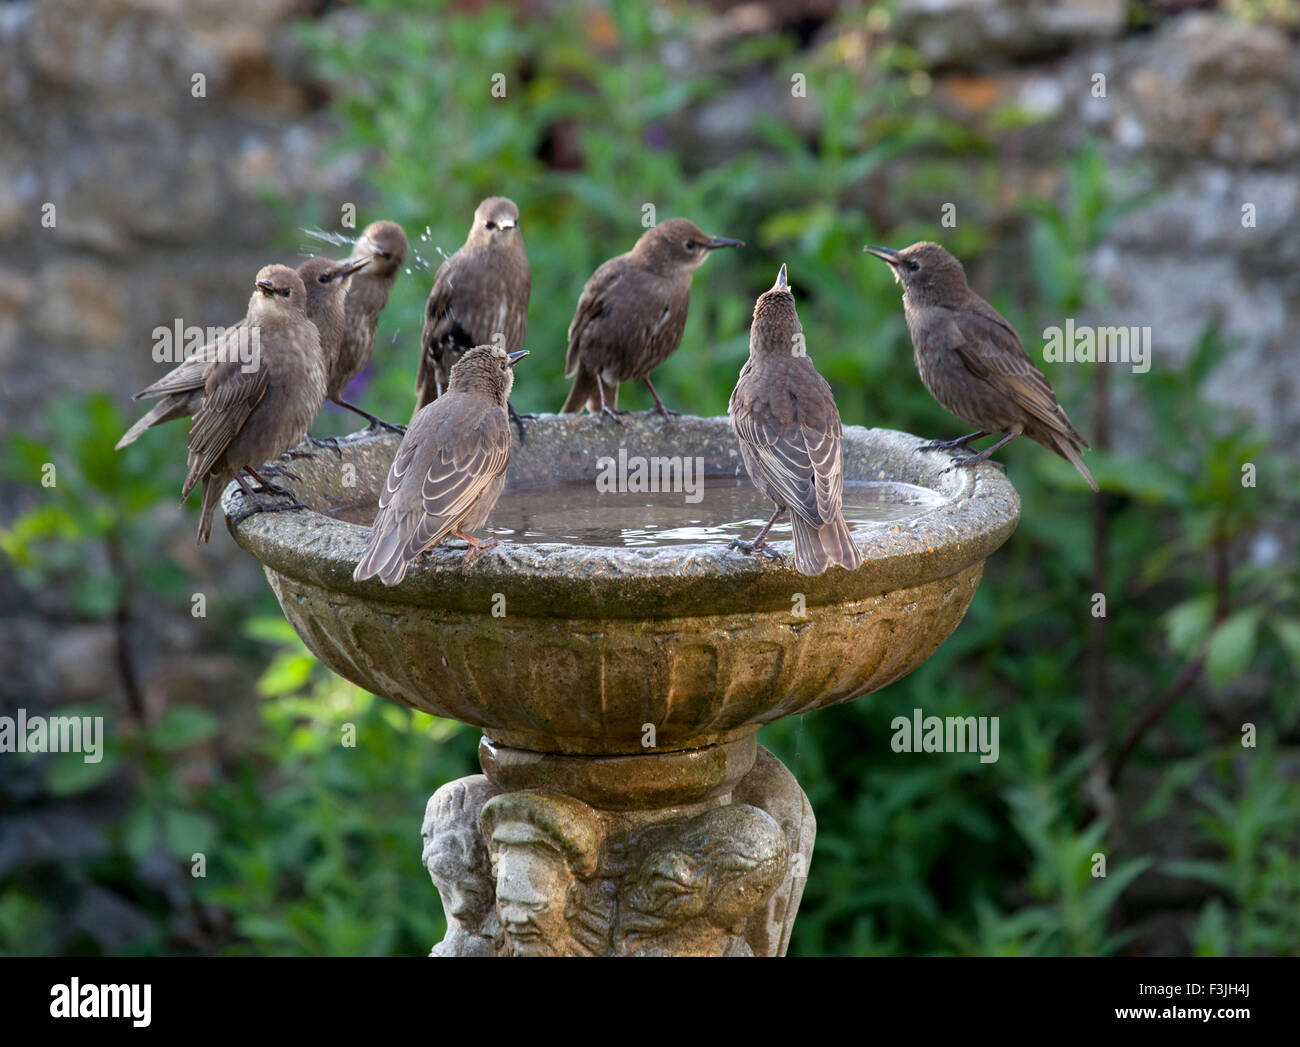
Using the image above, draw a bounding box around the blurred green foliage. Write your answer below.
[2,0,1298,957]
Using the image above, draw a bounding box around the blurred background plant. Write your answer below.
[1,0,1297,957]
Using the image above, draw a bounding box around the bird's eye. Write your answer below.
[499,361,506,371]
[684,240,698,250]
[907,260,920,272]
[380,251,392,260]
[486,220,497,230]
[318,273,330,283]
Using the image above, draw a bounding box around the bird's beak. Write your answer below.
[506,350,529,366]
[705,236,744,250]
[864,244,903,266]
[255,280,275,296]
[336,255,371,279]
[773,263,788,290]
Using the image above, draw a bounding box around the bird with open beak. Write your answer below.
[560,218,743,422]
[865,241,1097,491]
[332,219,410,432]
[729,264,863,576]
[354,345,529,586]
[180,264,328,543]
[117,254,369,453]
[416,196,531,442]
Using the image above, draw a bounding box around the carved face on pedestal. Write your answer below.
[494,841,577,957]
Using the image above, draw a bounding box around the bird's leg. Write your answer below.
[597,379,626,426]
[729,506,786,561]
[507,401,529,444]
[333,396,407,435]
[229,471,309,526]
[453,529,500,564]
[918,430,988,453]
[945,431,1019,471]
[639,377,681,424]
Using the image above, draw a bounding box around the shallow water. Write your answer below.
[326,476,947,548]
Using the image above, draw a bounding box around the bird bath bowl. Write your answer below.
[223,413,1019,956]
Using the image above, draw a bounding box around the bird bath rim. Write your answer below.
[221,413,1020,621]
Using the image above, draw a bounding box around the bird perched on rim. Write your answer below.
[116,255,369,452]
[180,264,328,544]
[354,344,529,586]
[331,219,410,432]
[560,218,742,422]
[864,241,1097,492]
[729,264,863,576]
[415,196,531,442]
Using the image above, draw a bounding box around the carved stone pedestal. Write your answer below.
[421,734,815,957]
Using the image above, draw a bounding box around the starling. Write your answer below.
[729,264,863,576]
[415,197,531,441]
[353,345,528,586]
[865,242,1098,491]
[332,219,410,432]
[116,255,368,451]
[560,218,742,421]
[180,264,328,544]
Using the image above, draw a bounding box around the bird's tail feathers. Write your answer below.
[115,395,191,450]
[791,512,862,576]
[560,368,616,414]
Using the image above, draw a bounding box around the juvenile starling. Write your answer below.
[353,345,528,586]
[415,197,530,440]
[116,255,368,451]
[729,264,863,576]
[560,218,742,421]
[180,264,328,544]
[333,219,410,431]
[865,242,1098,491]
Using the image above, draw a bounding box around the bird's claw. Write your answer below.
[364,418,407,436]
[654,406,681,422]
[728,537,784,563]
[250,477,298,496]
[229,496,309,528]
[600,407,627,427]
[306,434,344,457]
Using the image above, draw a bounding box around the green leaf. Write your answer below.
[148,706,220,751]
[1205,609,1261,687]
[1164,595,1216,656]
[45,749,120,796]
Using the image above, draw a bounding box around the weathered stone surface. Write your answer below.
[227,415,1018,754]
[30,261,128,347]
[897,0,1126,68]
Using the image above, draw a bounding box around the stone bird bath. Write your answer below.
[224,413,1019,956]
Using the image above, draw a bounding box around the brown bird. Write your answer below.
[865,241,1098,491]
[354,345,528,586]
[116,255,369,451]
[560,218,742,421]
[180,264,328,543]
[729,264,863,576]
[415,197,531,441]
[332,219,410,432]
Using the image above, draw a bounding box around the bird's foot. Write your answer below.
[229,495,309,528]
[943,454,1006,474]
[278,448,316,461]
[364,417,407,436]
[653,405,681,422]
[305,434,344,457]
[728,536,785,563]
[918,432,984,453]
[249,476,298,497]
[454,531,500,564]
[599,406,628,426]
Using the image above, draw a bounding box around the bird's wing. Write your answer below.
[421,258,457,349]
[182,357,269,498]
[135,320,247,399]
[564,258,622,377]
[376,402,511,562]
[948,310,1070,436]
[733,374,843,528]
